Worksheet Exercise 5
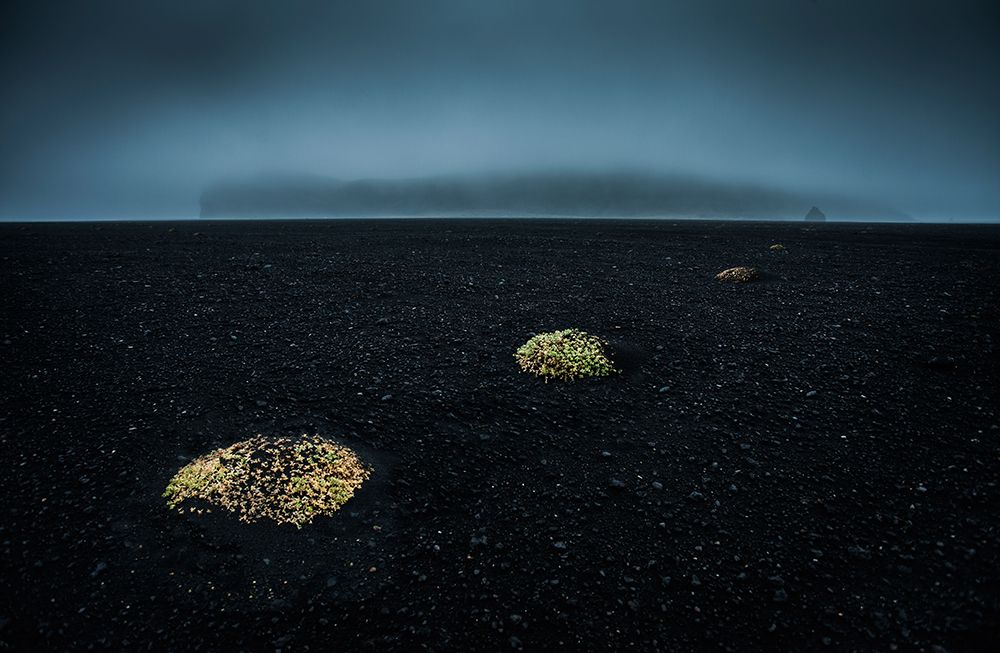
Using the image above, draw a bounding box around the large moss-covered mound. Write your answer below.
[164,434,370,527]
[515,328,619,381]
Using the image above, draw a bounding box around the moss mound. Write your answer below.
[515,328,619,381]
[715,266,759,283]
[164,434,370,527]
[769,244,785,251]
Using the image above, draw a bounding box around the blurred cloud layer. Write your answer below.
[1,0,998,219]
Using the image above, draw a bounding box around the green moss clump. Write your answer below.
[515,328,619,381]
[164,434,370,528]
[769,244,785,251]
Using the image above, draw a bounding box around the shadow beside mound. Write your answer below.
[607,341,652,382]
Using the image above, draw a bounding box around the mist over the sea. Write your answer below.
[1,1,998,221]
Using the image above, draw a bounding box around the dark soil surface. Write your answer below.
[2,219,999,652]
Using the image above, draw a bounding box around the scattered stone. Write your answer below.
[926,356,958,370]
[848,546,872,560]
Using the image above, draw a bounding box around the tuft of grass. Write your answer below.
[164,434,370,528]
[769,244,785,251]
[515,328,619,381]
[715,266,759,283]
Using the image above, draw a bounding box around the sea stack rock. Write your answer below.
[805,206,826,222]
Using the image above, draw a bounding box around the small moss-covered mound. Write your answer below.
[769,243,785,251]
[164,434,370,527]
[716,266,759,283]
[515,328,619,381]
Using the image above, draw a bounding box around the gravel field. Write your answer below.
[1,218,998,651]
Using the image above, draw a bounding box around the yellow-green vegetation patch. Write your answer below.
[715,266,759,283]
[515,328,619,381]
[769,243,785,251]
[164,434,370,528]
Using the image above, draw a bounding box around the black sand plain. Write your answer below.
[1,218,999,652]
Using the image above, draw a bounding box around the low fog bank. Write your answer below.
[200,170,912,222]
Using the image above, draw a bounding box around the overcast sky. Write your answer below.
[1,0,998,219]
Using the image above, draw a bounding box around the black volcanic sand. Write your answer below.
[1,219,999,652]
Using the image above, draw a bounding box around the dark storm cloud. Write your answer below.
[1,0,998,219]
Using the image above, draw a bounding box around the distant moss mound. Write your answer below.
[769,244,785,251]
[515,328,619,381]
[716,266,759,283]
[164,435,370,527]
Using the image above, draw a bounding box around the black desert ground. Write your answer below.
[1,218,998,651]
